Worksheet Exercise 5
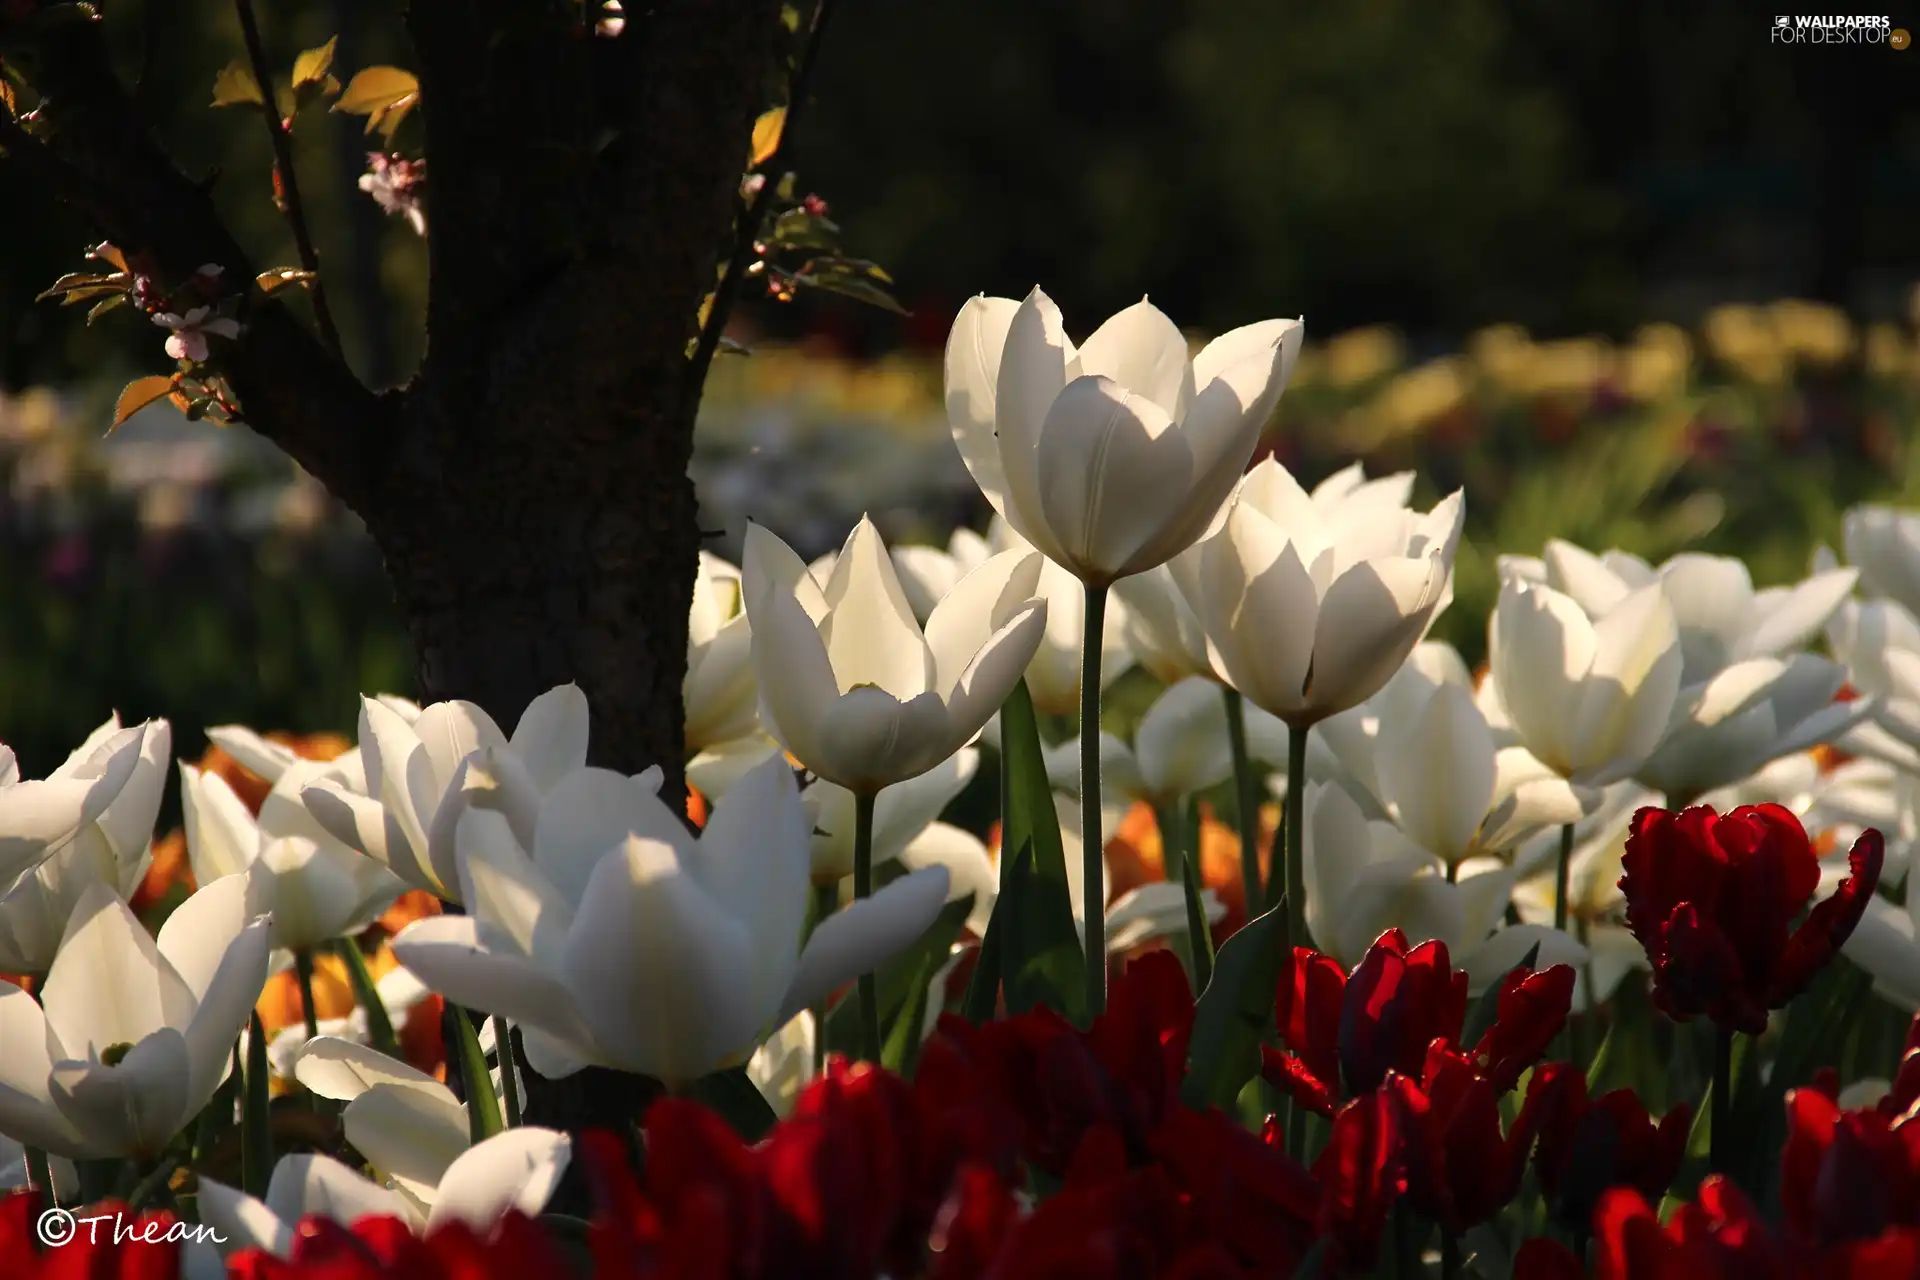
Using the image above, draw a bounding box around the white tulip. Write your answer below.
[391,754,950,1087]
[0,717,172,973]
[814,529,994,625]
[746,1011,816,1119]
[1844,504,1920,619]
[1489,577,1683,786]
[741,516,1047,794]
[189,1129,569,1274]
[981,515,1135,716]
[1302,780,1586,991]
[182,761,405,952]
[300,684,592,902]
[685,733,785,802]
[946,289,1303,584]
[805,748,978,885]
[1528,542,1867,802]
[0,875,269,1159]
[286,1037,561,1229]
[0,1133,75,1199]
[1836,853,1920,1011]
[685,552,760,755]
[1177,462,1463,726]
[0,724,146,889]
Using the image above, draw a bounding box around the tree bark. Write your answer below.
[1,0,789,1166]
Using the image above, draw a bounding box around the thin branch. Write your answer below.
[682,0,837,402]
[232,0,345,359]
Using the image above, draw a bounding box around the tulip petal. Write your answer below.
[1491,581,1595,779]
[49,1029,192,1159]
[1571,582,1683,785]
[409,701,510,797]
[1075,298,1194,420]
[42,882,193,1060]
[390,915,599,1063]
[813,686,954,793]
[557,836,761,1085]
[945,295,1020,520]
[939,601,1050,753]
[779,865,951,1025]
[924,549,1044,694]
[532,767,687,910]
[293,1036,451,1104]
[745,560,841,778]
[1033,374,1188,579]
[424,1127,572,1235]
[194,1177,294,1258]
[1383,683,1496,862]
[264,1152,413,1230]
[456,810,576,970]
[1307,555,1448,721]
[1135,676,1236,801]
[818,517,935,698]
[178,909,272,1108]
[509,684,591,791]
[993,288,1080,566]
[899,822,997,936]
[342,1083,473,1212]
[179,765,259,886]
[684,756,811,1018]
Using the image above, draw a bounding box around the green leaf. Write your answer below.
[211,61,266,109]
[449,1003,504,1143]
[1180,901,1286,1110]
[1166,800,1215,993]
[1459,940,1541,1050]
[959,845,1012,1023]
[291,36,338,90]
[879,895,976,1077]
[334,66,419,138]
[824,893,976,1060]
[996,680,1085,1020]
[683,1066,777,1142]
[796,262,909,316]
[85,293,128,325]
[334,935,401,1059]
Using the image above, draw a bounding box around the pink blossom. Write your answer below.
[152,306,239,364]
[359,153,428,236]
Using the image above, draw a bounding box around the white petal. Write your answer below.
[423,1127,572,1234]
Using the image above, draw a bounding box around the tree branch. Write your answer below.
[683,0,836,404]
[231,0,345,359]
[0,12,384,512]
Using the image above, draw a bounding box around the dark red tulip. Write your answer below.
[1391,1042,1557,1233]
[1512,1237,1589,1280]
[1528,1062,1692,1231]
[1262,930,1573,1116]
[1780,1086,1920,1249]
[1309,1089,1407,1272]
[1619,804,1883,1034]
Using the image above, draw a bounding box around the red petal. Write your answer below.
[1769,828,1885,1007]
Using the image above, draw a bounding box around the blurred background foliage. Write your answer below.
[2,0,1917,780]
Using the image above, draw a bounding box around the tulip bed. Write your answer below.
[8,291,1920,1280]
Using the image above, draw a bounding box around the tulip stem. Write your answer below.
[1440,1230,1461,1280]
[333,935,401,1060]
[1710,1025,1733,1176]
[1082,581,1111,1018]
[492,1016,522,1128]
[1553,822,1575,934]
[241,1014,272,1198]
[1221,689,1263,908]
[127,1155,180,1212]
[1279,723,1310,952]
[24,1147,53,1210]
[810,882,837,1076]
[294,949,320,1042]
[853,789,882,1063]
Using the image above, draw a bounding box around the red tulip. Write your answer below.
[1308,1089,1407,1272]
[1528,1062,1692,1231]
[1512,1237,1588,1280]
[1619,804,1883,1034]
[1780,1086,1920,1249]
[230,1213,565,1279]
[1391,1042,1557,1233]
[0,1196,181,1280]
[1262,930,1574,1116]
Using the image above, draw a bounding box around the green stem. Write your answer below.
[1278,723,1310,948]
[334,935,401,1059]
[809,881,837,1076]
[1554,821,1576,933]
[450,1004,504,1143]
[127,1155,179,1212]
[1156,799,1215,993]
[1441,1230,1461,1280]
[293,949,320,1041]
[1710,1025,1733,1176]
[1081,581,1111,1017]
[241,1015,272,1197]
[1221,688,1263,909]
[24,1147,54,1209]
[492,1015,522,1128]
[853,789,882,1063]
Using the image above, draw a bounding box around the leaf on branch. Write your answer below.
[112,376,178,433]
[0,80,14,121]
[256,268,317,296]
[718,336,752,357]
[749,106,786,168]
[211,61,267,109]
[796,260,909,315]
[85,294,129,325]
[291,37,339,90]
[769,208,840,250]
[37,272,125,303]
[86,243,128,273]
[334,67,419,139]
